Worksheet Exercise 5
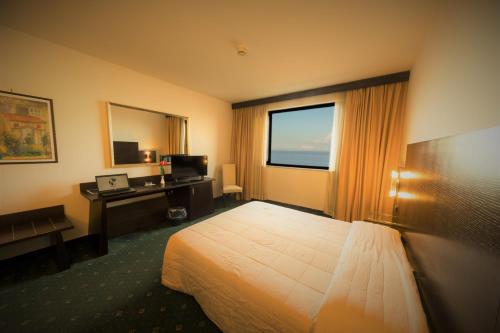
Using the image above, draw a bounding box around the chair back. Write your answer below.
[222,164,236,186]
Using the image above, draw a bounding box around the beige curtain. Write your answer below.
[165,116,182,154]
[182,119,189,154]
[334,82,408,222]
[323,100,345,216]
[230,105,267,200]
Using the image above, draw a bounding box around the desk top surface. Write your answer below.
[80,177,214,203]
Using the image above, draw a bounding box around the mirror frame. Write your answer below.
[107,102,190,167]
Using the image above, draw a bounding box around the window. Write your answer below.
[267,103,334,169]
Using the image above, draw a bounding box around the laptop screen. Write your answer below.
[96,174,130,192]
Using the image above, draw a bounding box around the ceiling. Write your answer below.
[0,0,436,103]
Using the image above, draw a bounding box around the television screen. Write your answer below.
[171,155,208,179]
[113,141,139,164]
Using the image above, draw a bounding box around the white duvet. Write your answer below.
[162,201,428,333]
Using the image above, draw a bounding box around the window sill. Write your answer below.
[265,164,330,172]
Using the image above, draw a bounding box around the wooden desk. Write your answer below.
[80,176,214,255]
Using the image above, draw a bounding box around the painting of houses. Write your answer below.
[0,91,58,163]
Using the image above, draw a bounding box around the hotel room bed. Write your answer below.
[162,201,428,333]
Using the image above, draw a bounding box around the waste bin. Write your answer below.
[167,206,187,225]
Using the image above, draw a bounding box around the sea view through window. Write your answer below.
[267,103,334,169]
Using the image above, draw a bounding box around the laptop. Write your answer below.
[95,174,136,197]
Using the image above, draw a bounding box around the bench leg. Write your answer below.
[53,231,70,271]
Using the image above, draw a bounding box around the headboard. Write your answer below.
[397,126,500,333]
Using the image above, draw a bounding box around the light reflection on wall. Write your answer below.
[392,169,435,203]
[139,149,157,163]
[389,170,418,197]
[389,169,418,199]
[400,171,417,179]
[398,191,416,199]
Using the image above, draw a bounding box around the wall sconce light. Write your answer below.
[389,170,400,198]
[389,169,417,197]
[139,150,156,163]
[390,167,418,223]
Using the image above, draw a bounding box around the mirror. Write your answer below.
[107,102,189,166]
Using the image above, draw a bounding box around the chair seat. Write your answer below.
[223,185,243,194]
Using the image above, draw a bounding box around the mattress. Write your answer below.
[162,201,428,333]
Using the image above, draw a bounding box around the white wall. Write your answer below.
[0,26,232,255]
[405,0,500,145]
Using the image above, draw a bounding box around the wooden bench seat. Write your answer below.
[0,205,73,270]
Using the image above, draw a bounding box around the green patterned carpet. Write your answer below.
[0,201,248,333]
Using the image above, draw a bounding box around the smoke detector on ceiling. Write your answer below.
[236,44,248,56]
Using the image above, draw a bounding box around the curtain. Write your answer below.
[334,82,408,222]
[182,119,189,154]
[165,116,182,154]
[230,105,267,200]
[323,100,345,216]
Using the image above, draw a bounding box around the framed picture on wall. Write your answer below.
[0,90,58,164]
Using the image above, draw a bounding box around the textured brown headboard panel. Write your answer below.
[398,126,500,333]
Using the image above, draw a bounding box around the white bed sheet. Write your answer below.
[162,201,352,333]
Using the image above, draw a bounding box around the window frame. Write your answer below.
[266,102,335,170]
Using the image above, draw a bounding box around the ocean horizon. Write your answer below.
[270,150,330,167]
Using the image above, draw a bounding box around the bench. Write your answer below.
[0,205,73,270]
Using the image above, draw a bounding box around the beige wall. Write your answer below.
[0,26,232,256]
[405,0,500,145]
[264,166,329,211]
[263,93,345,211]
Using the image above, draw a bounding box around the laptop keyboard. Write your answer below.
[99,188,136,197]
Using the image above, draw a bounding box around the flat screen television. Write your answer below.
[113,141,139,164]
[171,155,208,181]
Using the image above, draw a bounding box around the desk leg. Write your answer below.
[98,201,109,255]
[88,200,108,256]
[53,231,70,271]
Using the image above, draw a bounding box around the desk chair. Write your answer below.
[222,164,243,205]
